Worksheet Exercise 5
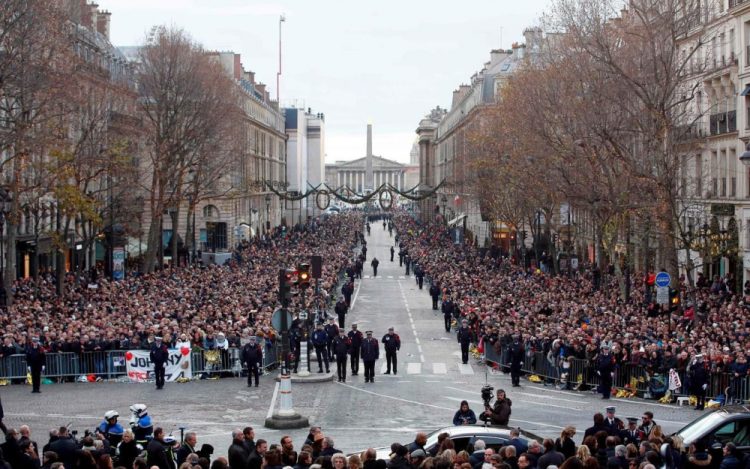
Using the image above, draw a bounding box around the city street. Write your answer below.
[0,222,704,456]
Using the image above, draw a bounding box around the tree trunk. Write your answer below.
[170,207,180,268]
[184,204,194,264]
[143,215,161,273]
[3,217,15,306]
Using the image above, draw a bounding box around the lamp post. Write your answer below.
[0,188,11,304]
[265,194,271,232]
[441,194,448,220]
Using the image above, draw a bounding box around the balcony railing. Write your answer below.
[675,123,707,142]
[710,110,737,136]
[730,0,750,9]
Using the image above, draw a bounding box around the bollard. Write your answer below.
[265,370,309,429]
[297,340,311,377]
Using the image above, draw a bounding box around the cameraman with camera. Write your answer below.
[479,387,512,426]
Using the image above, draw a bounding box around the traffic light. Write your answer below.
[669,288,680,312]
[297,263,311,289]
[279,268,297,305]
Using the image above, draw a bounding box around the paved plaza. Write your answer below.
[1,224,703,456]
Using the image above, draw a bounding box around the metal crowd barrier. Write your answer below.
[484,343,746,402]
[0,345,281,382]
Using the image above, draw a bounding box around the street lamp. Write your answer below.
[740,142,750,166]
[441,195,448,220]
[265,194,271,232]
[0,188,11,304]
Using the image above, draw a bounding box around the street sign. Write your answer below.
[113,247,125,281]
[656,286,669,305]
[272,309,293,331]
[298,312,308,320]
[655,271,671,288]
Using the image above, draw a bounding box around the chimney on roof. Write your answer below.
[96,10,111,39]
[256,83,266,96]
[89,3,99,32]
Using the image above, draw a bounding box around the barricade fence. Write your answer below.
[484,344,748,403]
[0,344,281,382]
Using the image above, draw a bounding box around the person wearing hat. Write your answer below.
[348,323,364,376]
[241,336,263,387]
[509,333,525,387]
[457,320,472,365]
[382,327,401,374]
[603,406,623,434]
[689,353,709,410]
[25,336,46,394]
[332,330,351,382]
[596,342,615,399]
[361,330,379,383]
[324,317,339,362]
[620,417,644,446]
[312,323,330,374]
[150,335,169,390]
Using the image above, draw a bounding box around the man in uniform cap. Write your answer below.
[324,317,339,362]
[360,331,379,383]
[620,417,644,446]
[348,323,364,376]
[150,335,169,390]
[603,406,623,434]
[311,323,330,374]
[332,330,351,382]
[382,327,401,375]
[241,336,263,387]
[596,342,615,399]
[25,336,46,393]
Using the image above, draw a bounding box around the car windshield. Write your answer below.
[676,411,727,445]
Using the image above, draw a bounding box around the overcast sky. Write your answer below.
[97,0,552,164]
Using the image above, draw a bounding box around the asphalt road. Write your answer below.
[1,221,706,457]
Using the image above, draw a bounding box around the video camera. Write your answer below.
[481,384,494,408]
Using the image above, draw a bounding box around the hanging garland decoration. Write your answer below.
[379,189,393,210]
[315,190,331,210]
[264,181,319,201]
[323,183,382,205]
[385,179,446,201]
[399,182,422,195]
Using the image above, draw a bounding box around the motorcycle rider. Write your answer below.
[129,404,153,442]
[97,410,124,446]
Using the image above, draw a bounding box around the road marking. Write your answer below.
[458,363,474,375]
[363,275,370,279]
[415,338,420,345]
[399,276,405,279]
[417,345,423,354]
[433,363,447,374]
[387,275,393,279]
[266,381,280,420]
[514,391,587,404]
[421,354,425,363]
[350,278,363,311]
[407,363,421,374]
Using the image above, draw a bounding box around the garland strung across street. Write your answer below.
[263,180,446,209]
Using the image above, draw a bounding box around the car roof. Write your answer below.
[718,405,750,415]
[430,425,542,442]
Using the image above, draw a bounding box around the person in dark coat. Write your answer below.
[720,443,741,469]
[149,336,169,390]
[452,401,477,426]
[332,331,351,382]
[442,298,454,332]
[348,324,363,376]
[312,324,330,374]
[619,418,644,447]
[509,335,525,387]
[25,337,46,394]
[537,439,564,469]
[342,281,354,307]
[335,298,348,329]
[689,355,709,410]
[1,429,22,469]
[457,320,472,365]
[146,428,175,469]
[361,331,379,383]
[584,413,609,438]
[117,431,141,469]
[371,257,379,277]
[414,265,424,289]
[324,318,339,362]
[479,389,511,426]
[241,336,263,387]
[382,328,401,375]
[47,427,79,469]
[429,283,440,310]
[390,246,395,262]
[603,407,624,435]
[596,344,615,399]
[228,429,250,469]
[387,446,411,469]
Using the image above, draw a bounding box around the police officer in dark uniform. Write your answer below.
[332,330,351,382]
[241,336,263,387]
[390,246,395,262]
[398,248,405,266]
[361,331,379,383]
[289,323,302,373]
[382,327,401,374]
[371,257,379,277]
[415,264,424,289]
[335,297,348,329]
[25,336,46,393]
[348,323,363,376]
[342,280,354,307]
[312,323,330,373]
[324,317,339,361]
[457,320,472,365]
[603,406,624,435]
[150,336,169,390]
[429,282,441,310]
[620,417,644,446]
[596,343,615,399]
[442,297,454,332]
[690,354,708,410]
[509,334,525,387]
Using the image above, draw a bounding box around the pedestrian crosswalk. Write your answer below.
[361,275,408,279]
[374,361,477,376]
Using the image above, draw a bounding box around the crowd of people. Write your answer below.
[390,213,750,402]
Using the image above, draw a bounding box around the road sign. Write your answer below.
[655,271,671,288]
[272,309,293,331]
[298,312,308,320]
[656,286,669,305]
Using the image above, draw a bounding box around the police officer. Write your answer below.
[335,297,348,329]
[429,282,441,310]
[312,323,330,373]
[241,336,263,387]
[442,297,454,332]
[415,264,424,289]
[371,257,380,277]
[289,322,302,373]
[342,280,354,307]
[382,327,401,374]
[150,336,169,390]
[97,410,124,446]
[398,248,405,267]
[509,334,525,387]
[324,317,339,361]
[457,320,472,365]
[390,246,395,262]
[332,330,351,382]
[690,354,708,410]
[361,331,379,383]
[596,343,615,400]
[348,323,363,376]
[620,417,644,446]
[25,336,46,394]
